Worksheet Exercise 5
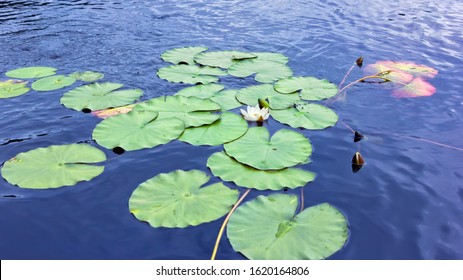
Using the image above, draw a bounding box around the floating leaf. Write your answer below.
[194,51,257,68]
[253,52,289,64]
[1,144,106,189]
[373,60,438,78]
[93,110,184,151]
[392,77,436,98]
[271,102,338,130]
[227,194,348,260]
[236,84,300,109]
[274,77,338,101]
[179,112,248,146]
[157,65,227,85]
[5,66,57,79]
[91,104,137,119]
[161,46,208,65]
[228,60,293,83]
[133,96,221,127]
[31,75,76,91]
[209,89,242,111]
[61,82,143,111]
[224,127,312,170]
[70,71,104,82]
[129,170,238,228]
[363,63,414,84]
[0,80,30,98]
[207,152,316,190]
[175,83,224,99]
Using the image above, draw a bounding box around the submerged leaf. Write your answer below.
[157,65,227,84]
[70,71,104,82]
[31,75,76,91]
[129,170,239,228]
[271,102,338,130]
[5,66,57,79]
[194,51,257,68]
[207,152,316,190]
[0,80,30,98]
[227,194,349,260]
[236,84,300,109]
[274,76,338,101]
[224,127,312,170]
[392,77,436,98]
[228,60,293,83]
[91,104,137,119]
[1,144,106,189]
[161,46,208,65]
[175,83,225,99]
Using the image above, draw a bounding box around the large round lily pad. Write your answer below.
[224,127,312,170]
[227,194,349,260]
[228,60,293,83]
[93,110,184,151]
[179,112,248,146]
[236,84,300,109]
[271,102,338,130]
[133,96,221,127]
[175,83,224,99]
[274,77,338,101]
[207,152,316,190]
[129,170,239,228]
[5,66,57,79]
[61,82,143,111]
[70,71,104,82]
[194,51,257,69]
[161,46,208,65]
[252,52,289,64]
[157,65,227,85]
[0,80,30,98]
[31,75,76,91]
[209,89,242,111]
[1,144,106,189]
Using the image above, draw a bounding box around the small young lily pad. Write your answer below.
[274,77,338,101]
[157,65,227,85]
[31,75,76,91]
[253,52,289,64]
[228,60,293,83]
[227,194,349,260]
[0,80,30,98]
[209,89,242,111]
[70,71,104,82]
[61,82,143,111]
[224,127,312,170]
[129,170,239,228]
[194,51,257,69]
[175,83,225,99]
[236,84,300,109]
[91,104,137,119]
[207,152,316,190]
[93,110,185,151]
[5,66,57,79]
[271,102,339,130]
[179,112,248,146]
[1,144,106,189]
[133,95,221,127]
[161,46,208,65]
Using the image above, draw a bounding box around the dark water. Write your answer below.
[0,0,462,260]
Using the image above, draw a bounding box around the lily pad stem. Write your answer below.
[211,188,251,260]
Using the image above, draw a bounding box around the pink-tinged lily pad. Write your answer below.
[392,77,436,98]
[379,61,438,78]
[364,63,414,84]
[91,104,137,119]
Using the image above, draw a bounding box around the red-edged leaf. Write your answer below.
[91,104,136,119]
[380,61,438,78]
[392,77,436,98]
[364,63,414,84]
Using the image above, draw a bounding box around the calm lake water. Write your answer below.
[0,0,462,259]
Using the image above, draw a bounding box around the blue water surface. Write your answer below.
[0,0,462,260]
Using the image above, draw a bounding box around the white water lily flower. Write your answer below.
[240,104,270,122]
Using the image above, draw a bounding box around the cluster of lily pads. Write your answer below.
[6,47,408,260]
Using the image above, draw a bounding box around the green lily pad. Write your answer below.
[228,60,293,83]
[91,104,137,119]
[236,84,300,109]
[224,127,312,170]
[133,96,221,127]
[161,46,208,65]
[253,52,289,64]
[179,112,248,146]
[5,66,57,79]
[157,65,227,85]
[31,75,76,91]
[207,152,316,190]
[274,77,338,101]
[0,80,30,98]
[129,170,239,228]
[271,102,338,130]
[194,51,257,69]
[93,110,184,151]
[209,89,242,111]
[227,194,349,260]
[61,82,143,111]
[1,144,106,189]
[70,71,104,82]
[175,83,224,99]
